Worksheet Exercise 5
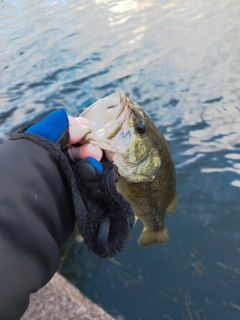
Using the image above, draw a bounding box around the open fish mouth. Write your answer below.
[80,91,161,182]
[80,91,130,153]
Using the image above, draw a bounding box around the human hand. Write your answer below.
[67,116,103,162]
[25,108,102,162]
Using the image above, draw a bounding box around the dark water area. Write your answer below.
[1,0,240,319]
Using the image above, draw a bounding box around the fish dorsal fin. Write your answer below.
[126,148,161,183]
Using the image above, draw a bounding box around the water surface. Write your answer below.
[1,0,240,319]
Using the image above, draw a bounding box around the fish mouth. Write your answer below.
[80,91,130,153]
[80,91,155,180]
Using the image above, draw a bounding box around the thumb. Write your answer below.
[68,116,91,144]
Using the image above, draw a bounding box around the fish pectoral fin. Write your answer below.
[166,191,178,216]
[134,216,138,226]
[137,226,169,246]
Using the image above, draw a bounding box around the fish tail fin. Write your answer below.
[137,226,169,246]
[166,191,178,216]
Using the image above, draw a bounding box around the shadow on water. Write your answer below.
[1,0,240,319]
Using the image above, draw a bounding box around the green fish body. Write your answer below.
[80,91,177,246]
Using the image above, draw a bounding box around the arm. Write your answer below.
[0,108,134,319]
[0,109,101,319]
[0,138,74,319]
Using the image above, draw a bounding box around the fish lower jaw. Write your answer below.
[105,152,134,179]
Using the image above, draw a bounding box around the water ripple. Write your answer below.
[2,1,240,318]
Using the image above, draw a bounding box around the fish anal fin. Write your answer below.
[137,226,169,246]
[166,191,178,216]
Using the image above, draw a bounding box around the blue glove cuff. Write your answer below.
[86,156,103,173]
[26,108,69,143]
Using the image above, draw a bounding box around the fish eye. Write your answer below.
[136,119,146,134]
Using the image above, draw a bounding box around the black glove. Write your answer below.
[10,109,134,258]
[74,157,135,258]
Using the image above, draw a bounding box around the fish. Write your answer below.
[80,91,177,246]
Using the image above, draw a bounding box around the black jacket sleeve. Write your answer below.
[0,108,135,319]
[0,138,75,320]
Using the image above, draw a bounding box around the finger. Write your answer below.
[68,116,91,144]
[79,144,103,160]
[68,144,103,162]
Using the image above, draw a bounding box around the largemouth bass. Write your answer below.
[80,91,177,246]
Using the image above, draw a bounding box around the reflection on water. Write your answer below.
[2,0,240,319]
